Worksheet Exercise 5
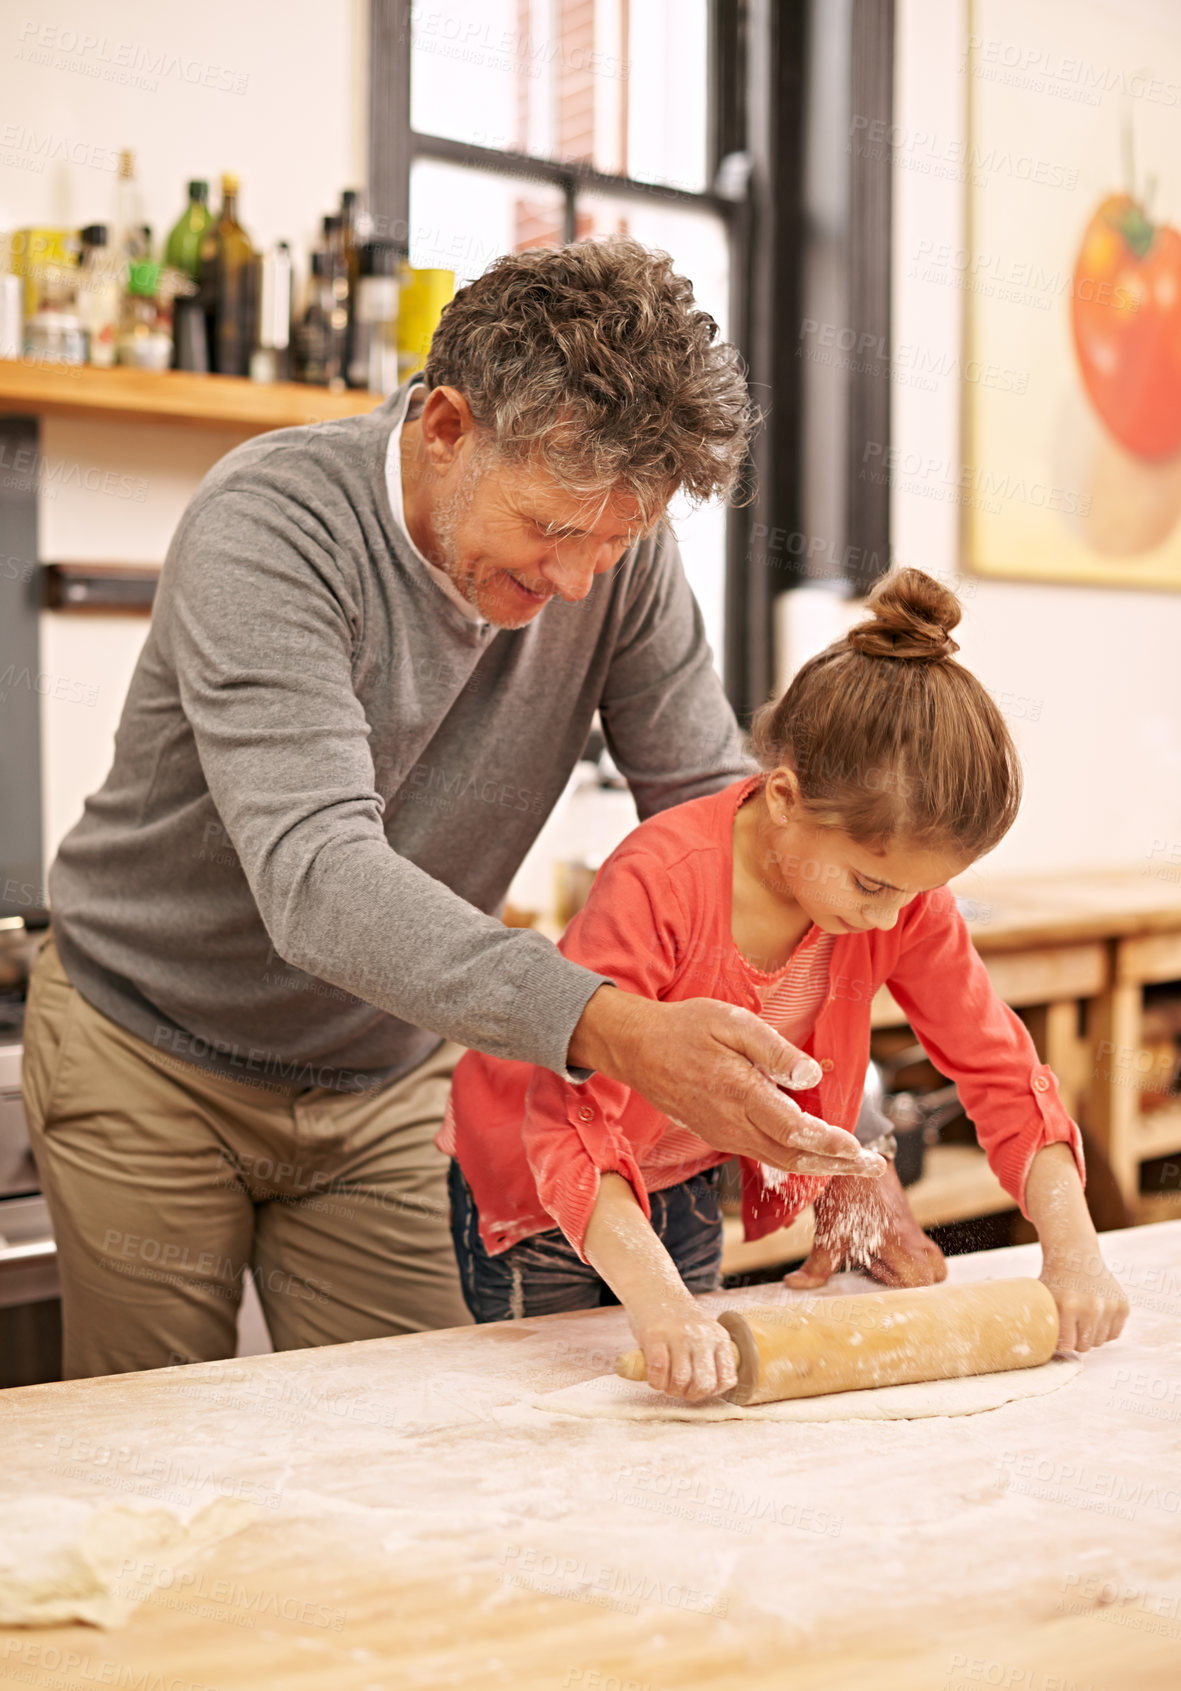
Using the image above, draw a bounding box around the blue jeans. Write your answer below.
[448,1160,724,1322]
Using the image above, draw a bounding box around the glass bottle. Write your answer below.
[339,191,361,279]
[321,215,351,388]
[116,261,173,371]
[247,243,293,384]
[339,189,364,377]
[112,149,148,270]
[200,173,254,377]
[322,214,347,275]
[295,250,348,389]
[168,182,212,370]
[77,225,120,367]
[165,181,213,281]
[348,240,401,393]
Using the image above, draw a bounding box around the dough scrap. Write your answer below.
[0,1495,257,1629]
[533,1356,1081,1423]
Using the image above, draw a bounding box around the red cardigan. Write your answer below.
[445,777,1085,1259]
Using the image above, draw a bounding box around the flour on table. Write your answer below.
[533,1356,1081,1423]
[0,1495,257,1628]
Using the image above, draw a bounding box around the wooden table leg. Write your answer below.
[1023,999,1085,1120]
[1088,975,1142,1211]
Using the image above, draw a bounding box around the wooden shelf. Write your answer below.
[720,1145,1013,1278]
[871,942,1107,1034]
[0,359,382,435]
[45,561,158,614]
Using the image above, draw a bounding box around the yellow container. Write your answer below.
[396,266,455,378]
[11,229,78,315]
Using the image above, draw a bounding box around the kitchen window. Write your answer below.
[374,0,739,688]
[370,0,895,717]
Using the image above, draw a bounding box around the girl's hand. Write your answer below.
[1040,1247,1130,1353]
[785,1165,947,1289]
[632,1298,739,1401]
[583,1174,736,1400]
[1024,1144,1129,1352]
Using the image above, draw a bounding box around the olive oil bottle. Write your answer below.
[200,173,254,376]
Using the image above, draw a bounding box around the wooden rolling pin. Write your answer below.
[615,1278,1059,1406]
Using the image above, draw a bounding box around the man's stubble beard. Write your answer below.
[431,444,534,630]
[431,456,478,593]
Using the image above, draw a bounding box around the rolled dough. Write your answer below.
[0,1494,257,1628]
[533,1356,1081,1422]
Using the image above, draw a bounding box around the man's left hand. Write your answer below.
[784,1163,947,1289]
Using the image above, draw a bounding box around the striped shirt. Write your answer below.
[636,927,834,1190]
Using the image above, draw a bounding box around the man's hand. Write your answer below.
[568,986,885,1178]
[784,1164,947,1288]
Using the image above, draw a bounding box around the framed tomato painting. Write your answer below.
[963,0,1181,589]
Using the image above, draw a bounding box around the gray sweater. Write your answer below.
[50,379,747,1093]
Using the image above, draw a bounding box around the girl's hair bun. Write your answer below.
[846,567,961,661]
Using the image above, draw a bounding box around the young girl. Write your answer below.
[440,569,1129,1399]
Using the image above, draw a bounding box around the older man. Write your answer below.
[24,239,936,1379]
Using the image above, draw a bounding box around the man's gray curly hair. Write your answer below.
[423,237,754,526]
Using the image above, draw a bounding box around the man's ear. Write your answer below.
[417,385,477,472]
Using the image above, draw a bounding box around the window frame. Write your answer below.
[373,1,737,243]
[368,0,893,719]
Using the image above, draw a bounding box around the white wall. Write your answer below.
[36,417,253,864]
[11,0,1181,888]
[890,0,1181,876]
[0,1,368,287]
[0,0,368,869]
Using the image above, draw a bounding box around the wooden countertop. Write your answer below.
[0,359,382,434]
[2,1224,1178,1689]
[536,865,1181,960]
[954,865,1181,953]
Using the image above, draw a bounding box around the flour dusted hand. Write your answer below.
[1040,1249,1129,1352]
[785,1165,947,1289]
[630,1299,739,1402]
[1024,1144,1129,1352]
[572,988,887,1177]
[582,1172,739,1401]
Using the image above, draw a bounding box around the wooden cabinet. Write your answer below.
[1090,927,1181,1215]
[870,939,1106,1122]
[952,873,1181,1220]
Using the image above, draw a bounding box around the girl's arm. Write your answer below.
[583,1173,738,1401]
[1024,1143,1129,1351]
[885,888,1128,1352]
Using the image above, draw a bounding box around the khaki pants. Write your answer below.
[21,936,471,1379]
